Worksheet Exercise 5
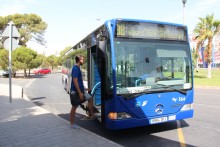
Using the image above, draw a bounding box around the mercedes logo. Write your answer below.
[155,104,164,114]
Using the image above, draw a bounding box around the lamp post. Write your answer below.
[182,0,187,24]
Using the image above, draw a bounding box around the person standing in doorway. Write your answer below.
[70,55,94,129]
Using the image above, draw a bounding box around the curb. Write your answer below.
[22,93,122,146]
[0,84,23,99]
[194,85,220,89]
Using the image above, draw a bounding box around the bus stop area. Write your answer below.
[0,84,121,147]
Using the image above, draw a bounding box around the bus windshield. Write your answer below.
[114,39,192,95]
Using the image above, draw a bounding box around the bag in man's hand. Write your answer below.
[70,91,86,106]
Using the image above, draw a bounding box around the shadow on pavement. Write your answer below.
[28,97,46,107]
[58,113,194,147]
[31,97,46,101]
[0,96,114,147]
[32,101,44,107]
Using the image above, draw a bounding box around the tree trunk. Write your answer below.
[207,63,212,78]
[206,38,213,78]
[24,69,27,77]
[195,43,201,73]
[12,70,16,77]
[196,58,199,73]
[28,69,30,76]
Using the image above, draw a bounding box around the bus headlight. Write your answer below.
[108,112,117,120]
[108,112,132,120]
[118,112,132,119]
[180,103,193,111]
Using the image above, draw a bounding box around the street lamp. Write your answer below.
[182,0,187,24]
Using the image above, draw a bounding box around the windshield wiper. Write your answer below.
[156,84,187,95]
[120,84,187,99]
[120,90,151,99]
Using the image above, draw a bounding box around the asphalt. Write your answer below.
[0,84,122,147]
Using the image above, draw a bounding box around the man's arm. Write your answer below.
[73,78,84,100]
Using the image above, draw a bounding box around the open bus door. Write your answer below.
[88,40,107,124]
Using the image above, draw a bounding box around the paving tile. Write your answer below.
[0,84,122,147]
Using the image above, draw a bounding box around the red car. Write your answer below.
[34,68,51,75]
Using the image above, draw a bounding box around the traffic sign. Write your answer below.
[1,21,20,38]
[3,38,19,50]
[0,21,20,103]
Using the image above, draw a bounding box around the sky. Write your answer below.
[0,0,220,56]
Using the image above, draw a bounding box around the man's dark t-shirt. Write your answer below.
[71,65,84,93]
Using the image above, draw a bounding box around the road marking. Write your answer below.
[177,120,186,147]
[23,78,36,100]
[24,78,36,88]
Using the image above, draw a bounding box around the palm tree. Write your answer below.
[192,36,204,72]
[194,14,220,78]
[194,17,208,72]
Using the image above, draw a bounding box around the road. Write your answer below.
[1,73,220,146]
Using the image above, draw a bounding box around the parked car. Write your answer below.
[0,70,9,77]
[34,68,51,75]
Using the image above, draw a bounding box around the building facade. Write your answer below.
[189,34,220,68]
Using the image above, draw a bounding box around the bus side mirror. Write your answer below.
[96,30,107,55]
[98,40,106,56]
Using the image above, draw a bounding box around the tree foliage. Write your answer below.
[12,46,43,77]
[59,46,72,63]
[0,49,8,69]
[45,55,59,70]
[0,13,47,47]
[193,14,220,78]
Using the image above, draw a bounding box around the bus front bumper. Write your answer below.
[105,109,194,130]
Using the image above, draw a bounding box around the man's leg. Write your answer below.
[70,106,77,125]
[88,98,94,117]
[84,91,94,118]
[84,92,95,118]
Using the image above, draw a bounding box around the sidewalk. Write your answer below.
[0,84,122,147]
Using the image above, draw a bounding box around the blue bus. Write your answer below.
[62,18,194,130]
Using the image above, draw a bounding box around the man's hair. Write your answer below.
[75,55,84,63]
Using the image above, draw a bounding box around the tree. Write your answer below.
[0,49,8,69]
[27,54,43,76]
[46,55,58,70]
[59,46,72,63]
[57,56,63,66]
[0,49,18,77]
[191,48,199,70]
[193,14,220,78]
[12,46,41,77]
[0,13,47,47]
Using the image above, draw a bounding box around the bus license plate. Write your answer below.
[150,117,167,124]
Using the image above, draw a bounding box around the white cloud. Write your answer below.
[0,0,38,16]
[197,0,219,10]
[185,0,220,34]
[0,3,25,16]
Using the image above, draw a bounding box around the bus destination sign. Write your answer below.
[116,21,187,41]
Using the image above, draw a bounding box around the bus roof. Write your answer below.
[65,18,187,55]
[109,18,186,27]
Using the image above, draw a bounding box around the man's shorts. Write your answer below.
[70,91,92,106]
[83,91,92,100]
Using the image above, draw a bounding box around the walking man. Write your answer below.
[70,55,94,129]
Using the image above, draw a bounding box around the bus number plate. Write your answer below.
[150,117,168,124]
